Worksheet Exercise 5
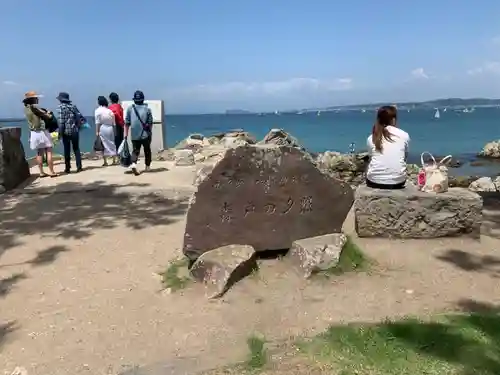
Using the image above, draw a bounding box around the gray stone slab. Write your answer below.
[354,184,483,239]
[0,127,30,191]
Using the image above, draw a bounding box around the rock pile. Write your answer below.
[156,128,492,297]
[161,129,479,190]
[478,140,500,158]
[181,142,354,296]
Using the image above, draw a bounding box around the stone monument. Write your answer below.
[182,145,354,260]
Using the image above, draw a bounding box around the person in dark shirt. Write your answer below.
[109,92,125,150]
[56,92,84,173]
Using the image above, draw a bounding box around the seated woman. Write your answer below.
[366,105,410,189]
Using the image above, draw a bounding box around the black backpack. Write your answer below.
[40,108,59,133]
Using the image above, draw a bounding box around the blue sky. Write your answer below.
[1,0,500,115]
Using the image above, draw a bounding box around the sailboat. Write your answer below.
[434,109,440,119]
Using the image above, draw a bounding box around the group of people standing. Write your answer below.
[23,90,154,177]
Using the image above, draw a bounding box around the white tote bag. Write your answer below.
[117,139,126,155]
[420,152,452,193]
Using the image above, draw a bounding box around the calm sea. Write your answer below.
[1,108,499,176]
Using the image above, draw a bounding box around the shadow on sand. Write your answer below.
[436,249,500,278]
[0,180,189,265]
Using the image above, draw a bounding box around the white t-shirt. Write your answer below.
[366,125,410,184]
[94,106,115,127]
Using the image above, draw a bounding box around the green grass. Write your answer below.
[299,311,500,375]
[245,335,268,371]
[161,258,191,292]
[321,236,369,276]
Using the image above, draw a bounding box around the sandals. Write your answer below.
[39,173,59,178]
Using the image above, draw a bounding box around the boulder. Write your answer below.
[478,140,500,158]
[155,149,175,161]
[182,145,354,260]
[0,127,30,191]
[222,136,249,148]
[174,149,195,166]
[354,184,482,239]
[469,177,498,192]
[289,233,347,278]
[316,152,369,185]
[190,244,257,298]
[258,129,303,149]
[173,134,205,150]
[223,131,256,144]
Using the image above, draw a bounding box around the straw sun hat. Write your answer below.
[22,91,43,102]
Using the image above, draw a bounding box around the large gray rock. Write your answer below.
[0,127,30,191]
[190,244,257,298]
[354,185,482,239]
[258,128,303,149]
[182,145,354,260]
[289,233,347,278]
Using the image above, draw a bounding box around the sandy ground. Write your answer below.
[1,160,500,375]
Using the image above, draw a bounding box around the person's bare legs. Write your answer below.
[46,148,56,175]
[36,149,46,176]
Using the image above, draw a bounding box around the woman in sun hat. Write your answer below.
[22,91,58,177]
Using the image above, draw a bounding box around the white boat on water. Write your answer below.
[434,109,440,119]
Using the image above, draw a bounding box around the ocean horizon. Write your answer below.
[2,107,500,177]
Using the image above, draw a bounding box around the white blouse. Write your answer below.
[95,106,115,127]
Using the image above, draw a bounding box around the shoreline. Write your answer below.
[24,135,500,182]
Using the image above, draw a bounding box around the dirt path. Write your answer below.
[1,162,500,375]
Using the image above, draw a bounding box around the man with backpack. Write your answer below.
[56,92,84,173]
[124,90,153,175]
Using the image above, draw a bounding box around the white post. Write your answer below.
[121,100,165,155]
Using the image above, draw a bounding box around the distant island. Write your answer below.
[225,98,500,115]
[325,98,500,111]
[225,109,253,115]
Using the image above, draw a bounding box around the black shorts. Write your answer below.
[366,179,406,190]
